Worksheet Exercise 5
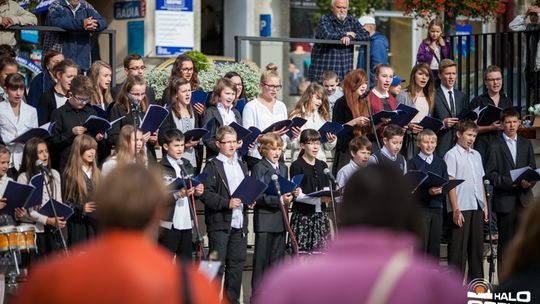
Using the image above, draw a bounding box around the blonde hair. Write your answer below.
[215,125,237,142]
[260,63,280,84]
[89,60,113,106]
[111,125,146,167]
[258,133,283,157]
[290,82,330,121]
[416,129,437,142]
[62,135,101,205]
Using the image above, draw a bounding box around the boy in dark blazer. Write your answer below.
[158,129,203,262]
[408,129,448,258]
[250,133,294,291]
[485,108,536,273]
[201,125,248,304]
[432,59,469,157]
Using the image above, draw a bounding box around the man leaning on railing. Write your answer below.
[0,0,37,47]
[308,0,369,83]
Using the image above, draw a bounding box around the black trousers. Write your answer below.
[158,228,193,262]
[208,229,247,304]
[252,231,286,290]
[421,208,442,259]
[497,204,523,274]
[448,209,484,281]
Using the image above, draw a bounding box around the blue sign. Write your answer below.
[21,30,39,44]
[156,0,192,11]
[260,14,272,37]
[155,46,192,56]
[15,56,42,75]
[114,1,145,20]
[128,21,145,56]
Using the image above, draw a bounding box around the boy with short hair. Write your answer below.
[408,129,448,258]
[485,108,535,273]
[250,133,294,290]
[367,124,407,173]
[201,125,248,304]
[322,70,343,117]
[336,135,372,188]
[158,128,203,261]
[444,119,488,281]
[111,54,156,104]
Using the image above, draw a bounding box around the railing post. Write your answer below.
[235,36,241,62]
[108,30,116,87]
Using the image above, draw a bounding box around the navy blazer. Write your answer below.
[432,86,468,157]
[201,106,242,160]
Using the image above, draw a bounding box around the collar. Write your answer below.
[349,159,362,169]
[502,133,517,142]
[217,102,232,112]
[65,0,81,12]
[371,88,389,99]
[217,152,237,165]
[456,144,474,155]
[381,146,397,160]
[265,158,279,170]
[418,151,433,162]
[440,85,453,94]
[166,155,181,169]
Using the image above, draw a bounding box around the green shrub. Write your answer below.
[184,50,211,73]
[199,62,261,100]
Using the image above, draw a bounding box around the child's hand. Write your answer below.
[438,36,446,46]
[320,196,332,204]
[326,132,337,143]
[290,126,301,139]
[443,117,459,128]
[46,216,66,228]
[428,187,443,195]
[0,198,6,209]
[452,209,464,227]
[521,179,532,189]
[193,103,206,115]
[228,198,241,209]
[274,126,288,137]
[186,187,195,197]
[15,207,27,218]
[292,187,300,198]
[282,193,293,204]
[408,123,423,134]
[177,188,187,198]
[72,126,86,135]
[490,121,502,131]
[148,132,158,144]
[142,131,151,143]
[195,184,204,196]
[95,133,104,141]
[84,202,97,213]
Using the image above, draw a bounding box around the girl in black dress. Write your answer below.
[289,129,332,252]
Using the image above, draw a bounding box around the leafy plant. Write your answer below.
[145,69,169,101]
[199,62,261,100]
[184,50,211,73]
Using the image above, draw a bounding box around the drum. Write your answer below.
[16,226,37,251]
[0,226,18,252]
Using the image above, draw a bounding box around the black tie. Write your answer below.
[275,166,280,176]
[448,90,456,116]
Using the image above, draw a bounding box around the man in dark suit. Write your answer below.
[432,59,469,157]
[485,108,536,274]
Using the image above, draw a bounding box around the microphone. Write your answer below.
[484,179,492,198]
[176,159,192,179]
[128,93,140,111]
[323,168,336,184]
[271,174,281,196]
[35,159,52,177]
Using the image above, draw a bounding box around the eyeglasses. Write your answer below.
[219,140,237,145]
[263,83,282,90]
[73,95,90,104]
[128,66,146,71]
[181,68,194,72]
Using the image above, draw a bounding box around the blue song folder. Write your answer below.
[184,128,209,142]
[510,166,540,184]
[91,105,108,119]
[390,104,419,127]
[261,119,292,134]
[39,199,74,219]
[24,174,45,209]
[3,180,36,213]
[191,91,209,105]
[10,122,55,144]
[373,110,401,125]
[238,127,261,156]
[285,117,308,138]
[169,173,209,191]
[442,179,465,192]
[405,170,428,193]
[140,104,169,134]
[232,176,267,205]
[84,115,124,136]
[476,105,503,126]
[265,174,303,196]
[418,116,444,133]
[318,122,345,143]
[229,122,252,141]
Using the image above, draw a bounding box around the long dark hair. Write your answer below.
[19,138,56,197]
[169,54,199,91]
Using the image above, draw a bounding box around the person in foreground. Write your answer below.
[253,165,465,304]
[14,164,221,304]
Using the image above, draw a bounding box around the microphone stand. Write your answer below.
[484,180,496,284]
[178,169,206,260]
[130,97,140,161]
[364,95,381,150]
[274,179,299,256]
[39,169,69,255]
[326,179,339,237]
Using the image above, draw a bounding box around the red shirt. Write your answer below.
[14,231,223,304]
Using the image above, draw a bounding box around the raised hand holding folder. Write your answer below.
[391,104,419,127]
[261,119,292,134]
[318,122,344,143]
[84,115,124,136]
[286,117,308,138]
[372,110,401,125]
[418,116,444,133]
[231,176,267,205]
[140,104,170,134]
[191,91,209,105]
[265,174,302,196]
[238,127,261,156]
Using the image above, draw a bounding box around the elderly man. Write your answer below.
[0,0,37,46]
[356,15,389,85]
[43,0,107,72]
[308,0,369,82]
[509,4,540,104]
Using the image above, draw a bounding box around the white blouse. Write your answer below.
[289,111,336,162]
[0,101,38,170]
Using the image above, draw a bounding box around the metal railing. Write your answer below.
[444,30,539,112]
[10,25,117,86]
